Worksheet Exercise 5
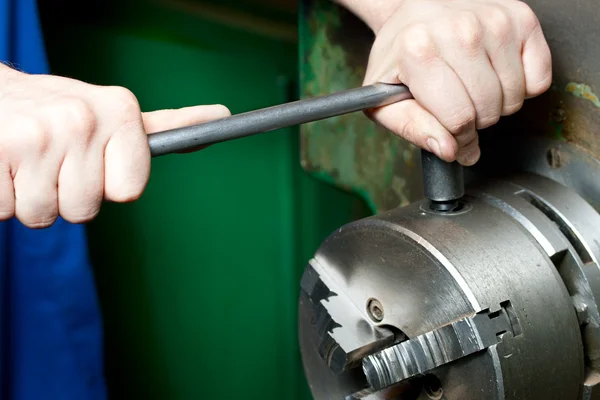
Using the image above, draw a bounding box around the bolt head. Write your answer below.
[367,298,384,322]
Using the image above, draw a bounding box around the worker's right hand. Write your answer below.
[0,65,230,228]
[361,0,552,166]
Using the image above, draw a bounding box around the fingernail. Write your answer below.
[426,138,441,157]
[462,148,481,166]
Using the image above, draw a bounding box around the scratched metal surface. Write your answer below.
[299,0,600,214]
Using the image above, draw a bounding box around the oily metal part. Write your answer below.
[355,306,516,398]
[300,261,397,375]
[421,150,464,204]
[356,173,600,397]
[470,174,600,374]
[299,174,585,399]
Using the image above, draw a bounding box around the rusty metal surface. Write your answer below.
[513,0,600,155]
[299,0,422,212]
[299,0,600,214]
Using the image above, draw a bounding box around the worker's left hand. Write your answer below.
[361,0,552,166]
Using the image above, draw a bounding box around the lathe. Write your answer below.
[296,0,600,398]
[147,0,599,397]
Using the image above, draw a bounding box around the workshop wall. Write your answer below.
[39,1,365,399]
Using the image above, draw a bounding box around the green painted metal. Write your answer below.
[565,82,600,108]
[299,0,424,214]
[41,1,365,399]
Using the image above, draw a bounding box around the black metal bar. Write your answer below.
[421,149,465,210]
[147,83,412,157]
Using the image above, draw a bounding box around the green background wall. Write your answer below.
[39,1,366,398]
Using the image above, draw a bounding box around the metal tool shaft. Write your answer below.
[422,149,465,210]
[147,83,412,157]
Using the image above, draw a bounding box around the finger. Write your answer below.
[368,99,458,162]
[142,104,231,133]
[58,149,104,223]
[516,3,552,97]
[394,30,478,164]
[144,104,231,154]
[81,86,149,203]
[483,6,526,116]
[0,161,15,220]
[456,132,480,167]
[13,160,59,228]
[435,13,503,130]
[103,118,150,203]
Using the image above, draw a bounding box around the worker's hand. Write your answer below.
[0,65,230,228]
[361,0,552,165]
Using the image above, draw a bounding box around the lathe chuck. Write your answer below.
[299,173,600,400]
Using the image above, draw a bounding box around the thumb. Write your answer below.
[142,104,231,133]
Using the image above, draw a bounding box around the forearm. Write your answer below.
[334,0,404,33]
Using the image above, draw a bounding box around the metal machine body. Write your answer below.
[298,0,600,398]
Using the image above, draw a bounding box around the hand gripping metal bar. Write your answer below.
[146,83,464,205]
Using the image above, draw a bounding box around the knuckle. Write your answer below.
[456,138,481,165]
[456,131,479,150]
[19,212,58,229]
[477,113,501,129]
[18,116,50,154]
[446,107,477,135]
[60,194,103,224]
[25,220,57,229]
[64,97,95,128]
[502,99,524,116]
[54,98,97,140]
[516,2,540,32]
[528,74,552,96]
[62,208,100,224]
[526,51,553,96]
[401,24,437,63]
[485,7,513,45]
[392,115,414,142]
[453,12,484,51]
[0,204,14,222]
[14,184,58,228]
[105,86,141,116]
[108,182,145,203]
[114,189,143,203]
[540,73,553,92]
[514,1,544,40]
[0,211,14,221]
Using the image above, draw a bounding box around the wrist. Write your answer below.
[334,0,405,33]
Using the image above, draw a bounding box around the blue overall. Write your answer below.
[0,1,106,399]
